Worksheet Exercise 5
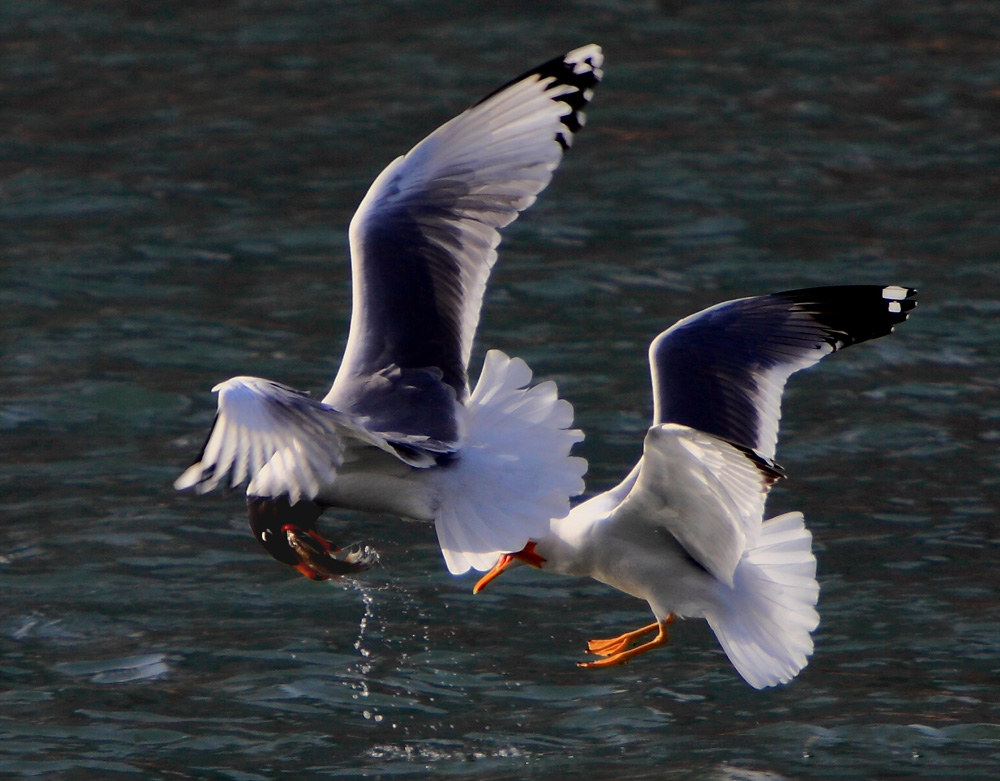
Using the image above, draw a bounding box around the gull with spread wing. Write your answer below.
[175,46,603,580]
[475,285,917,689]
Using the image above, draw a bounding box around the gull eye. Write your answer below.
[261,529,271,542]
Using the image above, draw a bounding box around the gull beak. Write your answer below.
[473,541,546,594]
[473,553,516,594]
[283,525,379,581]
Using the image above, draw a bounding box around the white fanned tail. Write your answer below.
[434,350,586,575]
[705,511,820,689]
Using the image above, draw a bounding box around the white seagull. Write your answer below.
[474,285,917,689]
[175,46,603,580]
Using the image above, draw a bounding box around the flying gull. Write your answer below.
[474,285,917,688]
[175,46,603,579]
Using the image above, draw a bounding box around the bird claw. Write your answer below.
[334,543,381,572]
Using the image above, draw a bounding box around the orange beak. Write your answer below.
[473,541,546,594]
[473,553,516,594]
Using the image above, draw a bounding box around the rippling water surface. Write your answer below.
[3,1,999,778]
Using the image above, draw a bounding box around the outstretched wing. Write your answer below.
[613,424,782,586]
[325,45,604,446]
[649,285,917,461]
[174,377,443,505]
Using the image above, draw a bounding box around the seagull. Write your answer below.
[174,46,603,580]
[474,285,917,689]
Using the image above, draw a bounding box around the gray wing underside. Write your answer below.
[649,285,917,462]
[324,45,604,445]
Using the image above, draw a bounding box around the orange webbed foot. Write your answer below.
[586,621,660,657]
[579,615,675,668]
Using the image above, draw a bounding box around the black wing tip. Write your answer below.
[547,44,605,97]
[474,44,604,150]
[778,284,918,347]
[880,285,918,325]
[547,45,604,150]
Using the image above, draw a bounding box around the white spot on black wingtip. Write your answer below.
[879,285,918,330]
[565,43,604,78]
[881,285,917,321]
[474,45,603,154]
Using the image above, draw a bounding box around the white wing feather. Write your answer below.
[174,377,433,505]
[612,424,774,587]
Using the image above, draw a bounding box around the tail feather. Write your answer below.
[706,511,820,689]
[435,350,586,574]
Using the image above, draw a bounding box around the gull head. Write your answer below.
[247,496,377,581]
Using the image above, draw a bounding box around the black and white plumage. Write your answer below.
[475,285,917,689]
[175,46,603,578]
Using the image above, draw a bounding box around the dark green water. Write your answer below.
[2,1,998,778]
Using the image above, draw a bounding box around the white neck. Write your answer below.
[533,460,643,577]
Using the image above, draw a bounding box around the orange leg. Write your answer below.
[579,615,675,669]
[587,621,660,657]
